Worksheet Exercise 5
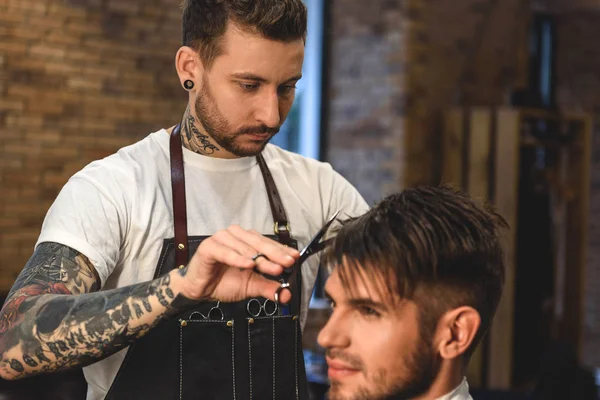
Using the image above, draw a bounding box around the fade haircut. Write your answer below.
[181,0,307,69]
[322,185,508,359]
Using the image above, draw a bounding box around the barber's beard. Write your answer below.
[327,338,440,400]
[194,81,279,157]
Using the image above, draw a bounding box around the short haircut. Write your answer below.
[181,0,307,69]
[323,185,508,358]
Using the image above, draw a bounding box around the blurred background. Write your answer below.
[2,0,600,399]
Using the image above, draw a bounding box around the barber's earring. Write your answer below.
[183,80,195,90]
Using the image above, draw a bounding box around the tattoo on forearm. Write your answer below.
[0,243,196,379]
[181,106,220,155]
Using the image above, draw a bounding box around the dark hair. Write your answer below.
[322,185,508,359]
[181,0,307,69]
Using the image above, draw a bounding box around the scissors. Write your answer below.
[250,210,341,317]
[297,209,341,266]
[188,301,224,321]
[246,298,278,317]
[276,209,341,296]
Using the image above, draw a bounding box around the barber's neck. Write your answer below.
[178,106,238,159]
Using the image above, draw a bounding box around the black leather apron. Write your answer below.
[105,125,308,399]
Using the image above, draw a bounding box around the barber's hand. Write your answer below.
[177,225,299,304]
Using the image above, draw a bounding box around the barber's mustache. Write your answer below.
[237,125,280,135]
[326,349,364,371]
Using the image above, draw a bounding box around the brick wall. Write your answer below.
[555,8,600,368]
[0,0,186,291]
[325,0,407,206]
[325,0,600,372]
[325,0,527,205]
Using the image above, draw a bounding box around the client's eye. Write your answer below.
[359,306,381,318]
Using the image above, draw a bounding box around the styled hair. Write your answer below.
[181,0,307,69]
[322,185,508,358]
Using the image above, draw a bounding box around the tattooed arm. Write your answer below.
[0,242,202,380]
[0,227,299,380]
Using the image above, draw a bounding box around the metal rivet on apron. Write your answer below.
[292,316,298,321]
[180,320,188,327]
[227,320,233,327]
[248,318,255,325]
[178,243,185,250]
[178,264,185,270]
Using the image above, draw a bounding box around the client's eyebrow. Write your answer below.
[347,298,388,312]
[324,288,388,312]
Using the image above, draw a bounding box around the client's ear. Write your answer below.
[435,306,481,360]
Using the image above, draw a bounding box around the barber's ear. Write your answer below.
[435,306,481,360]
[175,46,204,91]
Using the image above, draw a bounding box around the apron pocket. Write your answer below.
[274,316,300,400]
[180,318,235,400]
[247,316,299,400]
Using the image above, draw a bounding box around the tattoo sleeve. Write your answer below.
[0,242,197,380]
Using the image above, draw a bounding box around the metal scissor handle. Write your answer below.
[189,301,224,321]
[246,298,278,317]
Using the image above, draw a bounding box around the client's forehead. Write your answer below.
[326,264,398,305]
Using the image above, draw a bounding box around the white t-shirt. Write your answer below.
[36,129,369,399]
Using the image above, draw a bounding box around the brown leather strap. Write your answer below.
[169,126,292,265]
[169,124,189,268]
[256,153,291,245]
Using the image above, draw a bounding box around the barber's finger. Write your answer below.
[248,228,300,256]
[212,229,258,258]
[228,225,299,266]
[195,238,255,270]
[246,274,292,304]
[212,229,287,276]
[246,228,300,259]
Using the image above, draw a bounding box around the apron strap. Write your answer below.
[169,124,294,267]
[169,124,189,268]
[256,153,292,246]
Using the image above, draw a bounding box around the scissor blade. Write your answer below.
[298,209,341,261]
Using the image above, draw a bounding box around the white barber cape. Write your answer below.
[436,378,472,400]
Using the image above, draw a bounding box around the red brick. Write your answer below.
[7,0,47,14]
[4,115,43,128]
[65,50,101,63]
[1,171,41,185]
[0,158,23,169]
[106,0,140,14]
[0,11,24,24]
[42,147,80,158]
[26,100,64,114]
[24,130,62,143]
[25,15,65,29]
[67,77,103,91]
[0,188,19,199]
[0,99,24,111]
[0,218,20,229]
[0,0,190,292]
[66,21,102,35]
[29,45,66,60]
[47,3,87,18]
[0,40,27,55]
[42,172,69,186]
